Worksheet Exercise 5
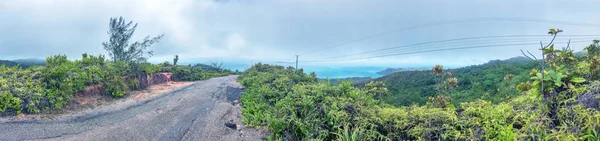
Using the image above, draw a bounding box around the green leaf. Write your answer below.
[556,73,566,79]
[567,83,575,89]
[549,28,557,34]
[543,75,552,81]
[554,49,563,53]
[570,77,586,83]
[530,76,539,81]
[543,48,553,54]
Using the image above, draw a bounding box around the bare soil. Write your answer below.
[6,81,195,121]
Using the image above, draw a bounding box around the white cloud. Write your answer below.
[1,0,600,69]
[226,33,246,50]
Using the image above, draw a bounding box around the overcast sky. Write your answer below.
[1,0,600,69]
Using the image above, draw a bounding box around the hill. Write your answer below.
[0,60,18,67]
[376,67,428,75]
[0,58,46,68]
[371,56,537,106]
[12,58,45,66]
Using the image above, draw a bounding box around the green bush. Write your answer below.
[238,63,600,140]
[104,76,129,97]
[139,62,160,75]
[0,65,45,114]
[0,92,22,115]
[171,65,234,81]
[239,64,383,140]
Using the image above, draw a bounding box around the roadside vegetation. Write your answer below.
[0,17,234,115]
[238,29,600,140]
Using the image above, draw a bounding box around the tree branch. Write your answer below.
[521,49,535,61]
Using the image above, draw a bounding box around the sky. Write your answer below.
[1,0,600,77]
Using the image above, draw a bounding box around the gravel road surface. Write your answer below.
[0,75,267,141]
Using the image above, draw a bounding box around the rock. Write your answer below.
[233,100,239,104]
[224,122,237,129]
[578,92,600,110]
[137,72,173,89]
[578,82,600,111]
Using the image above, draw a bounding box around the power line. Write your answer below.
[389,37,595,54]
[301,40,593,63]
[322,35,600,60]
[304,40,591,63]
[275,61,295,64]
[283,36,598,65]
[298,17,600,56]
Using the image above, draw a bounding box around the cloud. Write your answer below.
[226,33,246,50]
[1,0,600,69]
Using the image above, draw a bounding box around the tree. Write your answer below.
[173,55,179,66]
[102,16,164,63]
[428,65,457,108]
[584,40,600,80]
[364,81,389,99]
[210,59,223,72]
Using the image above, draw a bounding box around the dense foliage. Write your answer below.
[0,53,233,115]
[375,56,537,106]
[238,36,600,140]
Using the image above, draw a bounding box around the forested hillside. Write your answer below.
[374,56,537,106]
[0,60,18,67]
[319,77,373,86]
[376,67,428,76]
[237,30,600,140]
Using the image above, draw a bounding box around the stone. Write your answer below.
[224,122,237,129]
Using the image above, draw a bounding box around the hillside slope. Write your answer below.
[373,56,537,106]
[376,67,428,75]
[0,60,18,67]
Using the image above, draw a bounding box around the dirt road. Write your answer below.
[0,75,267,141]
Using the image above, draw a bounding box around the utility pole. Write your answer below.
[295,55,299,69]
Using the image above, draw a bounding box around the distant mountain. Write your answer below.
[501,56,531,62]
[13,58,45,66]
[575,51,586,56]
[376,67,429,76]
[0,60,18,67]
[0,58,45,68]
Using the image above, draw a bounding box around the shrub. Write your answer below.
[170,65,234,81]
[139,62,160,75]
[238,63,600,140]
[104,76,129,97]
[0,92,22,115]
